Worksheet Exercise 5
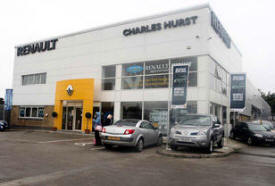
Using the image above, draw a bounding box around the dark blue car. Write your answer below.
[0,120,8,131]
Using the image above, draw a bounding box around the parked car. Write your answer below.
[169,114,224,153]
[251,120,275,132]
[230,122,275,146]
[0,120,8,132]
[100,119,162,152]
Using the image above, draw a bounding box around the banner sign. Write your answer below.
[230,74,246,109]
[172,65,189,108]
[4,89,13,111]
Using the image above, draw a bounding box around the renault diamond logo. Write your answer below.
[66,85,73,96]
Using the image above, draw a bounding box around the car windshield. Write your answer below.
[114,119,139,126]
[178,115,211,126]
[248,124,267,131]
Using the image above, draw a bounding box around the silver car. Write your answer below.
[100,119,162,152]
[169,114,224,153]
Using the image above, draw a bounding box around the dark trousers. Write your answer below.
[95,131,102,145]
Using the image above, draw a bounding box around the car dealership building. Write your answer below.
[11,4,271,133]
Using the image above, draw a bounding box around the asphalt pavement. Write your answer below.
[0,130,275,186]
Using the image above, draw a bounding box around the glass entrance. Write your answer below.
[62,106,83,131]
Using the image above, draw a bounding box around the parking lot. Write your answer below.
[0,130,275,186]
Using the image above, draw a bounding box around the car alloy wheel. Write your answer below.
[136,139,144,152]
[247,137,253,145]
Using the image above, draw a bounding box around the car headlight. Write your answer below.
[198,131,207,136]
[254,134,263,138]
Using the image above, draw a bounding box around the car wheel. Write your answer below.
[170,145,178,151]
[157,136,163,146]
[135,139,144,152]
[217,137,224,148]
[0,126,4,132]
[247,137,253,146]
[207,140,214,153]
[104,144,112,150]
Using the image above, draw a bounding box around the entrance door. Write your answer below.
[62,106,83,131]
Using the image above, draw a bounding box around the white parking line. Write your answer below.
[38,138,93,144]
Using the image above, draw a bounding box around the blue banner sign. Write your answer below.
[4,89,13,111]
[126,65,143,74]
[172,65,189,108]
[230,74,246,109]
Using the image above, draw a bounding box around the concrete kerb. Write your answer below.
[157,138,244,159]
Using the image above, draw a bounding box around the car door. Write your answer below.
[241,124,250,140]
[139,121,156,146]
[139,121,151,146]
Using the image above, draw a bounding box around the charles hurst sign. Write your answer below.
[17,39,58,56]
[123,16,198,36]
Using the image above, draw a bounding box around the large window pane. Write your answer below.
[102,79,115,90]
[144,102,168,134]
[187,101,197,114]
[171,57,197,71]
[121,102,142,119]
[40,73,46,84]
[38,108,44,118]
[122,63,144,76]
[145,60,169,75]
[19,107,25,117]
[101,102,114,123]
[122,76,143,89]
[31,108,38,117]
[35,74,40,84]
[145,75,168,88]
[26,107,31,117]
[102,65,116,78]
[188,72,197,87]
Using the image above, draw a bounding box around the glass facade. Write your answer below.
[121,102,142,119]
[22,73,47,85]
[209,60,228,96]
[19,106,44,119]
[102,65,116,90]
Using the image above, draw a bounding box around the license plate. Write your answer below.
[108,136,120,141]
[180,137,192,142]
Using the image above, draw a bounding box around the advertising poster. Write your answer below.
[230,74,246,109]
[4,89,13,111]
[149,109,168,134]
[171,65,189,108]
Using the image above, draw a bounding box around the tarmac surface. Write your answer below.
[0,129,275,186]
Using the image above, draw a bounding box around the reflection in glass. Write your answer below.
[121,102,142,119]
[122,76,143,89]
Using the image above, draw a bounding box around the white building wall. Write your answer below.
[12,7,211,106]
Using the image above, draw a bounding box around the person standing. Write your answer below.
[104,114,113,127]
[92,112,102,146]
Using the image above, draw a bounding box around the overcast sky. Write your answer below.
[0,0,274,98]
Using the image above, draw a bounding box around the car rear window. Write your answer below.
[114,120,138,126]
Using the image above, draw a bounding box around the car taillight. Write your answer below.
[124,129,135,135]
[102,128,106,133]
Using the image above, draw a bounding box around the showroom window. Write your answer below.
[144,101,168,134]
[187,101,197,114]
[121,63,144,89]
[210,61,228,96]
[22,73,47,85]
[121,102,142,119]
[171,57,198,87]
[144,60,169,88]
[19,106,44,119]
[102,65,116,90]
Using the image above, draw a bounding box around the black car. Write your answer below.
[0,120,8,131]
[230,122,275,146]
